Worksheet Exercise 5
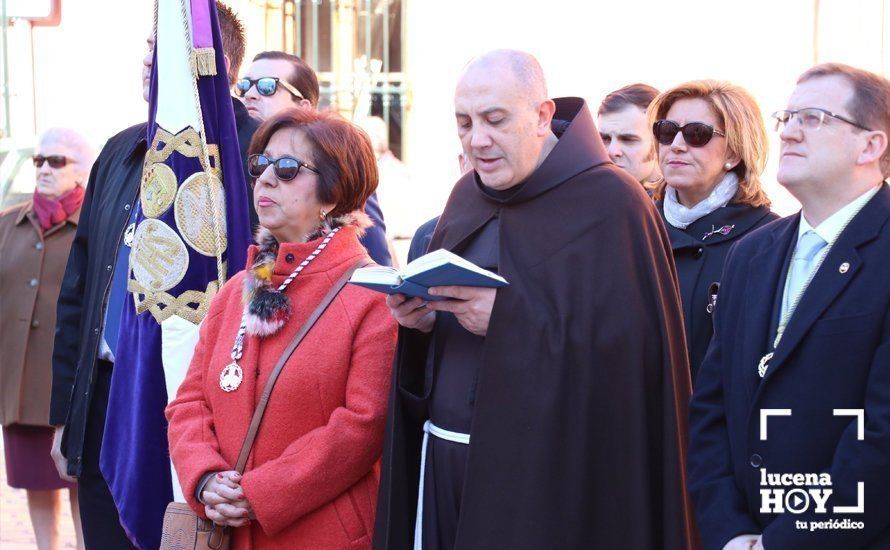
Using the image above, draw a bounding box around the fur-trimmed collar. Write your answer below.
[242,210,372,337]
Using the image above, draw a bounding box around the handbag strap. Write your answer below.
[233,256,373,473]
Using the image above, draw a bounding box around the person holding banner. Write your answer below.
[166,108,397,548]
[50,2,255,548]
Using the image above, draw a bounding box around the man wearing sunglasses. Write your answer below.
[237,50,393,267]
[236,51,317,121]
[688,63,890,550]
[49,5,256,548]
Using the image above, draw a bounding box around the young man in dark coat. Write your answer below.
[374,49,696,550]
[238,50,393,265]
[48,5,258,547]
[688,64,890,550]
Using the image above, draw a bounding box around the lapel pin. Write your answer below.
[839,262,850,274]
[702,224,735,241]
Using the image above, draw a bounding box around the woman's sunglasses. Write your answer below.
[653,120,726,147]
[235,77,304,100]
[32,155,71,169]
[248,154,319,182]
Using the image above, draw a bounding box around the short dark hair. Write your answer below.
[252,51,320,108]
[798,62,890,177]
[598,83,660,117]
[216,1,245,87]
[249,108,378,217]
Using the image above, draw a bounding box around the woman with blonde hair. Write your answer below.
[649,80,779,381]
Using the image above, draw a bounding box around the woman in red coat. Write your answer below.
[166,108,397,549]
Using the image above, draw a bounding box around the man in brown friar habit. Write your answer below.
[373,49,697,549]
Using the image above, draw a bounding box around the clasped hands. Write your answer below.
[386,286,497,336]
[202,470,253,528]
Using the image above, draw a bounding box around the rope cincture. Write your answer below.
[177,0,227,297]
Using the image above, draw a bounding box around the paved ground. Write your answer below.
[1,438,78,549]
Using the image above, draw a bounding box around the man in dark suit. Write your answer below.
[688,63,890,549]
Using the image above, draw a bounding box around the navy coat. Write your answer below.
[688,184,890,549]
[407,215,438,262]
[660,202,778,381]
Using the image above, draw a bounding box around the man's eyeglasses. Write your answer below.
[248,154,319,182]
[235,77,304,100]
[32,155,71,169]
[653,120,726,147]
[771,108,872,132]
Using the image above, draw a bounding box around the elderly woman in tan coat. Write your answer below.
[0,128,93,550]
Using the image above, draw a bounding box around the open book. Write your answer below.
[348,248,509,301]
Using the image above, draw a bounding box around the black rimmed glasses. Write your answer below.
[771,108,872,132]
[235,77,304,100]
[653,120,726,147]
[248,154,319,182]
[32,155,72,169]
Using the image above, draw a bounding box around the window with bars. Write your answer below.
[275,0,407,158]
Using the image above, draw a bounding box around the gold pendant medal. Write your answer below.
[219,362,243,392]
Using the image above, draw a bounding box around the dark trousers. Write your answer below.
[77,360,135,549]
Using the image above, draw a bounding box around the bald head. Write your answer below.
[461,49,548,105]
[454,49,557,191]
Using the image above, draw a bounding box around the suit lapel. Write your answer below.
[742,218,797,399]
[761,185,890,383]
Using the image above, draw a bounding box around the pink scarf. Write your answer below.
[32,186,85,231]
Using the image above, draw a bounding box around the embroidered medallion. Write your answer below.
[174,172,227,257]
[219,362,243,392]
[130,219,189,292]
[141,163,178,218]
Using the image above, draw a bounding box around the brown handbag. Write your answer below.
[159,258,372,550]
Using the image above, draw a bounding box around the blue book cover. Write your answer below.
[349,248,508,300]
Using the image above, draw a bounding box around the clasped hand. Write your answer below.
[202,471,253,528]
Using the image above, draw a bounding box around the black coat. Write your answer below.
[51,121,147,475]
[374,98,696,549]
[659,202,778,382]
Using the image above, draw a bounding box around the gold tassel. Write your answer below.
[191,48,217,77]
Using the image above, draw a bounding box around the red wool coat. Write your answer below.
[166,227,396,549]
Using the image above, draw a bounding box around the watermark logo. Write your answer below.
[758,409,866,532]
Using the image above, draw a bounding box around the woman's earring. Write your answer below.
[724,162,733,171]
[319,210,327,221]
